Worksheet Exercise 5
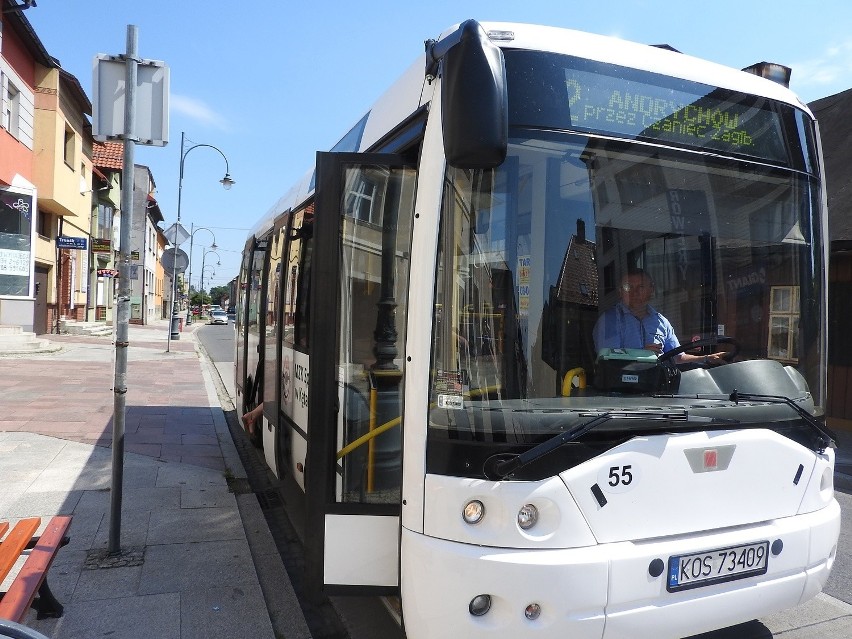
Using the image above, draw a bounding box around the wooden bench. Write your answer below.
[0,516,72,622]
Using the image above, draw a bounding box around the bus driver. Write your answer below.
[593,268,723,366]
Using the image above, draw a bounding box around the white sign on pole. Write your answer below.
[162,222,190,246]
[92,55,170,146]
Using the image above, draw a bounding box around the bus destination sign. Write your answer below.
[563,67,787,163]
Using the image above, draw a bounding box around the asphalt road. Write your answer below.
[194,319,236,363]
[196,321,852,638]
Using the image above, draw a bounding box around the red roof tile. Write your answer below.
[92,141,124,170]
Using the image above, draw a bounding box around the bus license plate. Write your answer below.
[667,541,769,592]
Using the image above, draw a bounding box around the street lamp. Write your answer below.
[167,131,234,351]
[199,249,221,309]
[199,264,217,308]
[185,224,217,325]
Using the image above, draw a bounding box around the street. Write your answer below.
[196,324,852,639]
[194,319,236,364]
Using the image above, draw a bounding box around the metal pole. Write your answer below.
[186,222,194,324]
[199,251,207,309]
[166,132,186,352]
[109,24,138,554]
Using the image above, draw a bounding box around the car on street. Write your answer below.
[210,309,228,325]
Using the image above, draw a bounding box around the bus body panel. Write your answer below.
[359,56,432,152]
[323,514,399,587]
[278,346,308,491]
[400,500,839,639]
[560,429,824,544]
[399,84,447,537]
[422,474,597,549]
[445,22,808,113]
[420,435,835,549]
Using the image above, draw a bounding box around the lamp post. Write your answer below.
[200,264,217,308]
[167,131,234,351]
[185,224,217,325]
[199,249,221,310]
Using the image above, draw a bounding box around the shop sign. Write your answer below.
[92,238,112,253]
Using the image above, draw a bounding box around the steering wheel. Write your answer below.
[656,335,740,365]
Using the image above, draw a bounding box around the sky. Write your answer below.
[22,0,852,291]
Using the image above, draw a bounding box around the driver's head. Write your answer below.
[620,268,655,315]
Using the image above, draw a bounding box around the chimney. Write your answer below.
[577,219,586,243]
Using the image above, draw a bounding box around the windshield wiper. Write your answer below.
[728,390,835,452]
[654,390,836,452]
[485,409,721,479]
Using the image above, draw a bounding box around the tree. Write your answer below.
[209,285,229,307]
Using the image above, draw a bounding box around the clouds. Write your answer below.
[790,38,852,101]
[170,94,229,131]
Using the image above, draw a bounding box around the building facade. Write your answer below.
[34,64,94,331]
[129,164,166,325]
[1,2,48,332]
[89,141,122,323]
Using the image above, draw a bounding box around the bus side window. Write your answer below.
[284,205,314,350]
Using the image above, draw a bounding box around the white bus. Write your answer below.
[235,20,840,639]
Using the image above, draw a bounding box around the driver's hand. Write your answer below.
[706,353,725,366]
[643,342,662,354]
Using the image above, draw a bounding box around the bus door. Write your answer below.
[306,152,417,594]
[237,236,268,417]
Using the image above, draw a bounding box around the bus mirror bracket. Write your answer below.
[426,19,508,169]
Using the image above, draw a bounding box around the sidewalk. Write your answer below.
[0,319,310,639]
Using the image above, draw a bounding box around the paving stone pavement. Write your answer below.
[0,319,311,639]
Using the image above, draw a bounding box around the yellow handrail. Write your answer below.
[562,367,586,397]
[337,414,401,460]
[335,384,502,460]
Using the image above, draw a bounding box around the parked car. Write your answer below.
[210,309,228,325]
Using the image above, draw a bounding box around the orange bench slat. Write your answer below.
[0,515,72,622]
[0,518,40,584]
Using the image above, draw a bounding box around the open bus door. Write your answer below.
[305,152,417,595]
[237,235,268,424]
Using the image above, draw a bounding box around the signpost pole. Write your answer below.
[108,25,138,555]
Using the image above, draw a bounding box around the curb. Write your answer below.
[194,329,313,639]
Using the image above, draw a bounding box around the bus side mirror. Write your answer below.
[440,21,508,169]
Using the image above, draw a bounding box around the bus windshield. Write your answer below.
[428,129,824,475]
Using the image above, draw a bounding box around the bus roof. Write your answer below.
[248,21,810,240]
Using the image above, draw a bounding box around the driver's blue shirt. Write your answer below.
[593,302,680,353]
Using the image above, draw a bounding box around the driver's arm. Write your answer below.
[679,351,724,365]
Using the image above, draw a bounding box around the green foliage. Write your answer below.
[191,285,230,308]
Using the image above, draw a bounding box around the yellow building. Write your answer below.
[32,65,93,332]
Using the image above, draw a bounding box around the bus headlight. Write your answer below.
[517,503,539,530]
[463,499,485,525]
